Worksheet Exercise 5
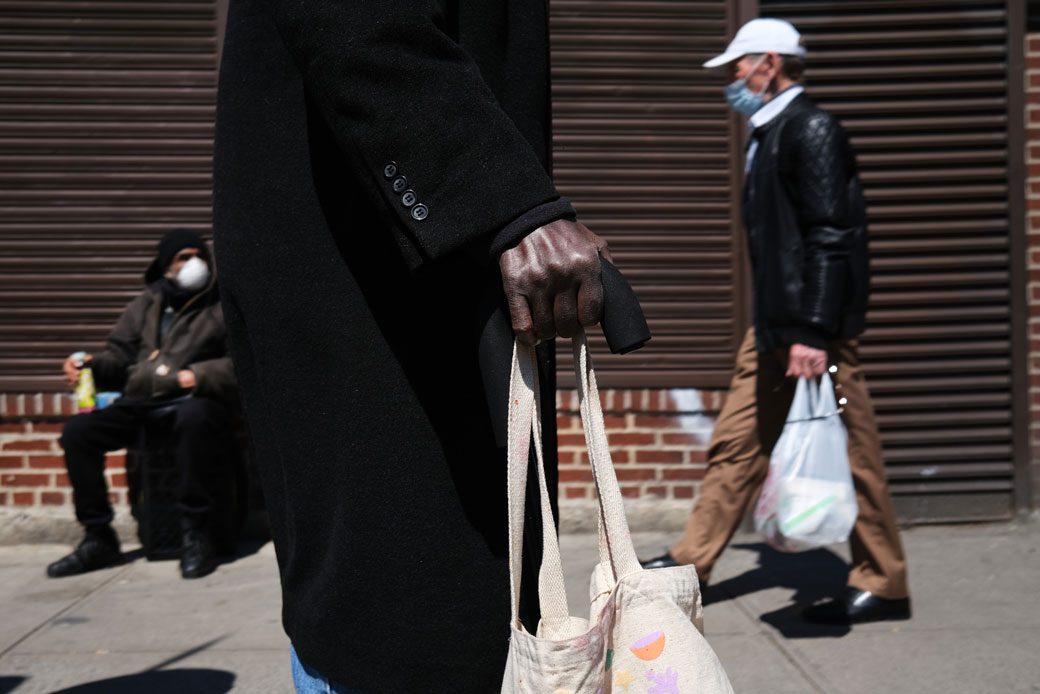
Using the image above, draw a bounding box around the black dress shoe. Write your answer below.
[47,532,122,578]
[803,588,911,625]
[640,553,681,570]
[180,527,217,579]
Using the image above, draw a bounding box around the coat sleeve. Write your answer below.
[188,356,237,402]
[89,294,147,392]
[786,111,856,347]
[269,0,569,266]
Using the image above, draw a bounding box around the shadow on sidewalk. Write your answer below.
[704,542,852,638]
[0,677,26,694]
[45,636,235,694]
[50,669,234,694]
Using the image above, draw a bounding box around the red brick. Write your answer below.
[563,486,588,499]
[607,432,656,446]
[41,396,60,416]
[1,473,50,487]
[598,390,613,412]
[54,473,71,488]
[27,456,64,469]
[558,450,576,465]
[559,469,593,483]
[3,395,22,418]
[603,415,628,429]
[105,454,126,470]
[1030,37,1040,53]
[643,390,664,413]
[633,416,685,429]
[109,472,128,488]
[0,456,24,469]
[0,423,26,433]
[558,434,589,448]
[615,468,656,481]
[2,439,51,452]
[32,422,65,434]
[636,450,684,464]
[663,468,706,481]
[610,449,630,464]
[620,486,641,499]
[0,492,6,504]
[1032,73,1040,89]
[40,491,66,505]
[672,485,695,499]
[645,485,667,498]
[557,416,577,432]
[13,491,34,506]
[661,433,703,446]
[688,449,707,464]
[60,396,76,416]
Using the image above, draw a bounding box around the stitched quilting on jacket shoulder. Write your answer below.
[742,93,870,352]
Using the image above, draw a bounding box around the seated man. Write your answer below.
[48,228,237,580]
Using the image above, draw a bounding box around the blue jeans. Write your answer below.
[290,645,367,694]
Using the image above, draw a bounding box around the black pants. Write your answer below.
[60,396,231,529]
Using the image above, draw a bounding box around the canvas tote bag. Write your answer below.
[501,333,734,694]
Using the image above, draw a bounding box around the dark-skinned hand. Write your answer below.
[498,219,612,346]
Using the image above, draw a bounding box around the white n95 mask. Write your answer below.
[175,256,211,292]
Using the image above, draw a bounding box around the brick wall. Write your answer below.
[556,387,723,531]
[0,394,131,541]
[1,387,726,537]
[1028,32,1040,503]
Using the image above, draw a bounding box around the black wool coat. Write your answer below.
[213,1,565,691]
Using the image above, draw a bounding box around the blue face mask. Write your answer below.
[724,56,769,117]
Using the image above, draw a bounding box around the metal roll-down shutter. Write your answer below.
[550,0,744,388]
[761,0,1021,521]
[0,1,221,394]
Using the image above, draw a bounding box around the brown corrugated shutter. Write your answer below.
[550,0,744,388]
[761,0,1018,521]
[0,1,219,393]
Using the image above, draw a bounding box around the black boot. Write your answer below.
[47,526,122,578]
[803,588,911,625]
[640,553,681,570]
[180,521,216,579]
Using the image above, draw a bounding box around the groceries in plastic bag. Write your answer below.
[754,371,857,552]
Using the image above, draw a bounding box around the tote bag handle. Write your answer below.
[506,332,642,633]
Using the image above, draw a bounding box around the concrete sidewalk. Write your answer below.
[0,519,1037,693]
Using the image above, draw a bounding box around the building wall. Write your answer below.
[0,388,725,536]
[1027,31,1040,504]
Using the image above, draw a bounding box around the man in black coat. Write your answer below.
[641,18,910,626]
[213,1,608,691]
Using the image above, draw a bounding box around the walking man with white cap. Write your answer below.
[641,18,911,625]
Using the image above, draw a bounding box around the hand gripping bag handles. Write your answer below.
[502,332,734,694]
[753,372,858,552]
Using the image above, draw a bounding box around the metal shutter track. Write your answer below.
[550,0,739,387]
[0,0,218,393]
[762,0,1015,520]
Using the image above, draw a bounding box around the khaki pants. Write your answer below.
[671,328,909,600]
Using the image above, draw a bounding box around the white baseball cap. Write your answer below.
[703,18,806,69]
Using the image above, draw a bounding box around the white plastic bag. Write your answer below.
[753,371,858,552]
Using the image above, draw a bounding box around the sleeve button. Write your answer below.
[400,190,417,207]
[411,204,429,221]
[391,176,408,194]
[383,162,398,179]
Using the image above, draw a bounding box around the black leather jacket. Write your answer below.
[743,93,869,352]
